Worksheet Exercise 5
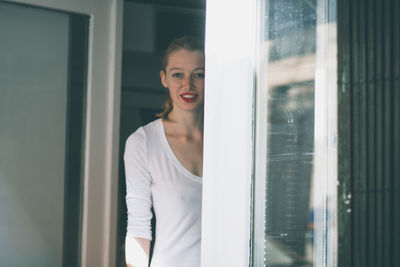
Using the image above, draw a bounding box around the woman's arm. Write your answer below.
[125,236,151,267]
[124,129,153,267]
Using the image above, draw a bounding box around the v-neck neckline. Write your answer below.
[158,119,202,182]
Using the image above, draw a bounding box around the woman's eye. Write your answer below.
[172,73,183,78]
[193,73,205,79]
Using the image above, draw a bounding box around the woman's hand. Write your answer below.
[125,236,151,267]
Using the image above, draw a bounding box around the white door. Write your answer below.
[0,0,122,266]
[201,0,337,266]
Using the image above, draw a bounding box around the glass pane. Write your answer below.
[254,0,337,266]
[0,3,88,266]
[264,0,316,264]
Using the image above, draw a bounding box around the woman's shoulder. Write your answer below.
[142,118,162,132]
[126,118,162,146]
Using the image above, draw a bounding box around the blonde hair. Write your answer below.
[156,36,204,119]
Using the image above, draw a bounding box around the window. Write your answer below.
[253,0,337,266]
[200,0,337,266]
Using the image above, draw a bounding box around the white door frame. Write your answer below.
[5,0,123,266]
[201,0,257,266]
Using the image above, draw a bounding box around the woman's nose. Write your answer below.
[182,76,193,90]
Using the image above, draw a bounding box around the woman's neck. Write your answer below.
[165,109,204,137]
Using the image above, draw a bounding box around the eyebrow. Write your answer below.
[169,67,205,71]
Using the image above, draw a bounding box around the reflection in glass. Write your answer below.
[265,83,315,266]
[264,0,316,266]
[255,0,338,266]
[254,0,337,266]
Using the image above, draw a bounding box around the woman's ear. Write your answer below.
[160,70,168,88]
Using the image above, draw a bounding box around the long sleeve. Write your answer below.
[124,128,153,240]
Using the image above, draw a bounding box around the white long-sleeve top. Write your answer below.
[124,119,202,267]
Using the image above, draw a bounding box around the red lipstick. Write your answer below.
[180,93,198,103]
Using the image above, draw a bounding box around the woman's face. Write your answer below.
[160,49,205,114]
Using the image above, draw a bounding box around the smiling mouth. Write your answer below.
[180,93,198,103]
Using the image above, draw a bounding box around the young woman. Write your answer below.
[124,36,205,267]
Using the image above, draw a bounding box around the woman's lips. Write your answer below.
[180,93,198,103]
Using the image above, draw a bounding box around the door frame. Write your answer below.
[5,0,123,266]
[201,0,257,266]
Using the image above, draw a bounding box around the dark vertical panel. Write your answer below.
[350,0,360,264]
[365,0,376,266]
[374,0,384,265]
[359,0,368,265]
[62,14,89,267]
[393,2,400,267]
[338,0,400,266]
[382,0,392,265]
[337,0,352,264]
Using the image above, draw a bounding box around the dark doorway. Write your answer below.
[116,1,205,265]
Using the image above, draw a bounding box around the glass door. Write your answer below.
[0,0,122,266]
[202,0,337,266]
[0,3,80,265]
